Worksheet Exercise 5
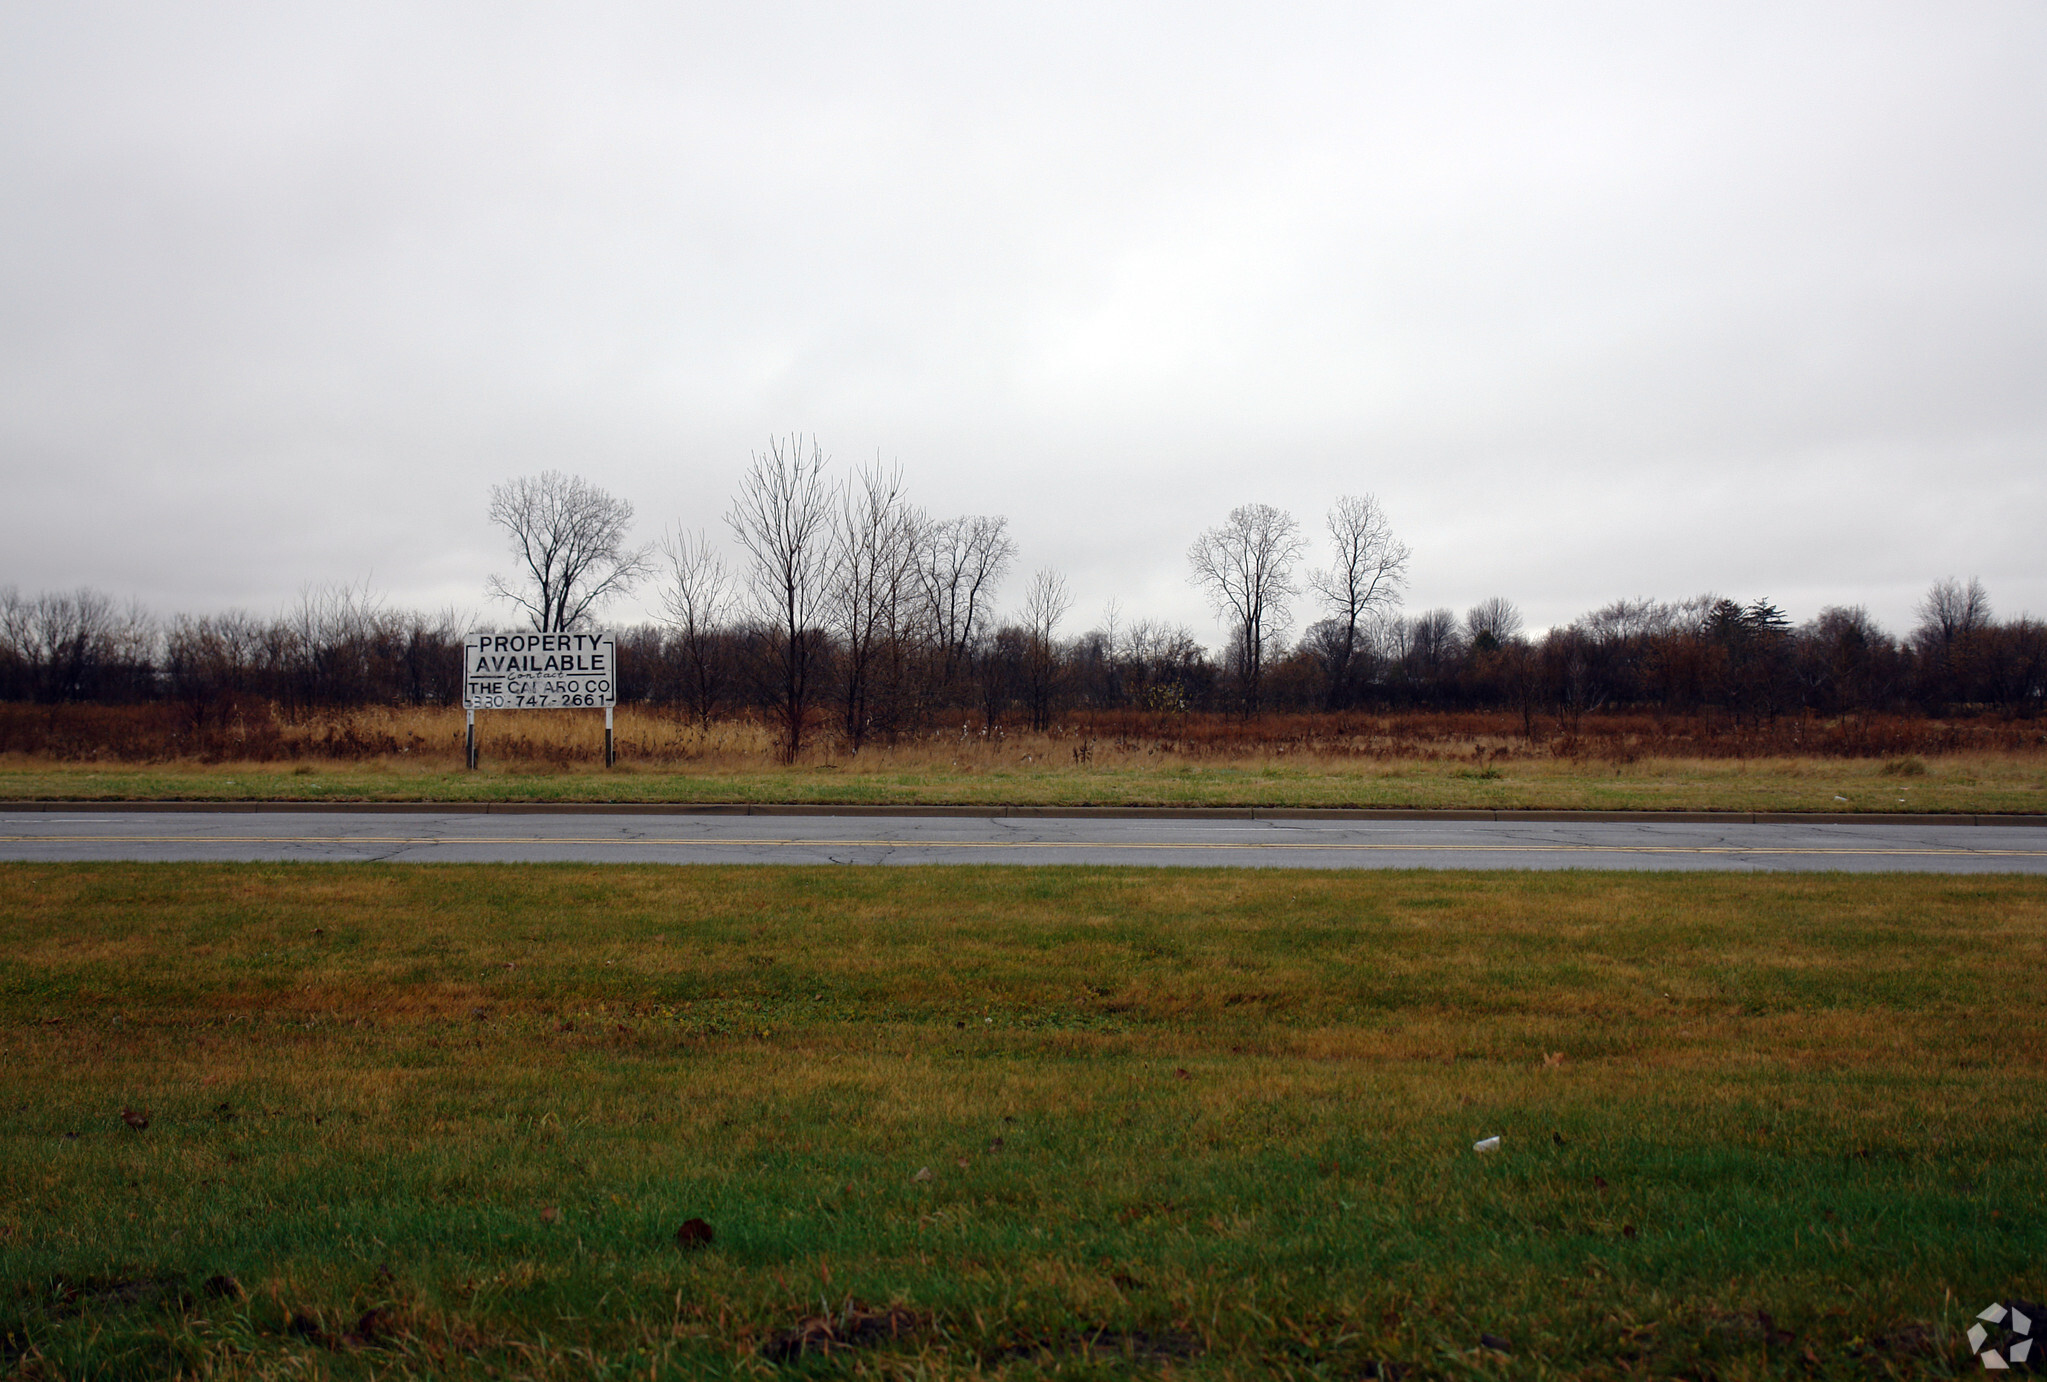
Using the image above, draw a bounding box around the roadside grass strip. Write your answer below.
[2,864,2043,1378]
[3,746,2044,816]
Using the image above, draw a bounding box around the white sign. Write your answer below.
[464,632,616,709]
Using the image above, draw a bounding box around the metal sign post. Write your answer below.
[461,631,619,770]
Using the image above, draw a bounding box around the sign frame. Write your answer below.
[461,631,619,768]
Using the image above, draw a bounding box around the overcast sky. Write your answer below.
[2,1,2042,644]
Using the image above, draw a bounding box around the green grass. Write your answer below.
[4,864,2045,1378]
[4,751,2045,813]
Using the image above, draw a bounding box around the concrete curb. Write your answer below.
[2,801,2042,827]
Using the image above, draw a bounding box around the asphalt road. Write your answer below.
[3,810,2045,871]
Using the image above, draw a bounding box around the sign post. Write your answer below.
[462,631,618,769]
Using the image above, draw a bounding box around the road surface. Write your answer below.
[2,810,2044,871]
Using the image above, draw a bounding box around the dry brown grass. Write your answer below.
[3,703,2045,812]
[6,701,2047,767]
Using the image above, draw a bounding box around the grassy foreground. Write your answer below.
[4,865,2045,1379]
[3,751,2045,813]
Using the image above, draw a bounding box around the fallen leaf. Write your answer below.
[121,1107,149,1131]
[1552,1131,1566,1147]
[202,1274,243,1300]
[540,1206,560,1224]
[675,1218,714,1249]
[954,1156,969,1169]
[1542,1051,1565,1068]
[1479,1332,1512,1354]
[1593,1175,1609,1191]
[986,1137,1004,1153]
[1174,1068,1190,1080]
[1622,1223,1638,1239]
[912,1166,933,1182]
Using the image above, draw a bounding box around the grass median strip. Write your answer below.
[3,864,2044,1378]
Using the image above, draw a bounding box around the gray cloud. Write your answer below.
[3,1,2042,640]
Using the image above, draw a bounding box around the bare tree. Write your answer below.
[0,588,31,700]
[8,588,154,703]
[282,579,391,710]
[1188,502,1303,714]
[1916,576,1991,651]
[830,461,922,750]
[1020,567,1074,731]
[1306,494,1408,708]
[727,435,837,762]
[1401,608,1465,687]
[1914,575,1993,710]
[486,471,652,632]
[656,527,732,729]
[166,609,265,727]
[917,514,1017,695]
[1465,597,1523,650]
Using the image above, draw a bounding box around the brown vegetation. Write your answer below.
[3,700,2042,768]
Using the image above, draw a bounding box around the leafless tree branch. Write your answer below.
[1188,502,1303,714]
[486,471,651,632]
[726,435,838,761]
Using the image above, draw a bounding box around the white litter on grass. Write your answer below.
[1473,1136,1501,1154]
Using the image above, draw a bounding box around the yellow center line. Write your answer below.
[3,834,2045,857]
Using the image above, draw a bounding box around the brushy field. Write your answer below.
[3,864,2045,1379]
[2,704,2045,813]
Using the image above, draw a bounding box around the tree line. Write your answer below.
[3,439,2043,743]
